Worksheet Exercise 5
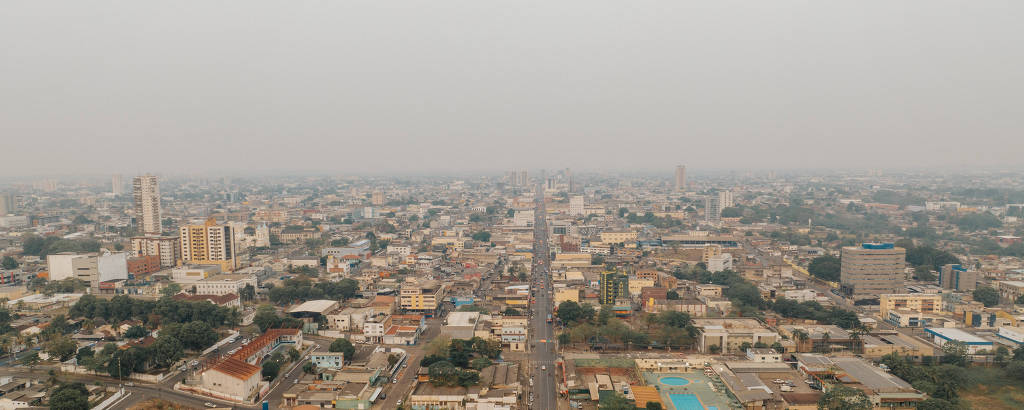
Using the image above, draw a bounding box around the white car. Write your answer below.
[204,403,216,408]
[397,400,403,406]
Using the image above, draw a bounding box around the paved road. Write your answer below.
[376,316,442,410]
[528,184,558,410]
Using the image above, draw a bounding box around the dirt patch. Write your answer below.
[961,385,1024,410]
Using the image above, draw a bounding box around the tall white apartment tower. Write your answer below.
[112,174,123,196]
[569,195,585,216]
[718,190,734,209]
[674,165,687,191]
[133,174,162,235]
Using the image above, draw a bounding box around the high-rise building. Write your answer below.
[371,191,385,206]
[600,271,627,305]
[705,196,722,223]
[112,174,123,196]
[840,243,906,300]
[569,195,584,216]
[179,218,236,272]
[131,235,182,268]
[133,174,162,235]
[0,192,14,215]
[674,165,687,191]
[511,170,529,187]
[939,264,978,292]
[718,190,734,209]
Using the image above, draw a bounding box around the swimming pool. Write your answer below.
[660,377,691,386]
[669,394,704,410]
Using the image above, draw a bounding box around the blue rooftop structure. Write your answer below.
[861,243,895,250]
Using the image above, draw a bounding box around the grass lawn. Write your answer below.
[960,367,1024,410]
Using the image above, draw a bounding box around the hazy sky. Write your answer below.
[2,1,1022,176]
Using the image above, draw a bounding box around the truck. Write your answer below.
[547,314,552,323]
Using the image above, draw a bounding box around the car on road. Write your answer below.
[397,400,403,406]
[541,365,546,371]
[204,403,216,408]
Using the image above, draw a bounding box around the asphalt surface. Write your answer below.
[375,315,442,410]
[528,184,558,410]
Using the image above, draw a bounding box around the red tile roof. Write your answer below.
[209,357,260,381]
[230,328,301,363]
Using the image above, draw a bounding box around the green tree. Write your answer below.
[303,361,316,374]
[49,382,89,410]
[21,352,40,367]
[817,384,872,410]
[808,255,841,282]
[46,336,78,362]
[0,256,18,270]
[254,305,282,332]
[470,356,493,370]
[124,325,148,339]
[666,290,680,300]
[288,347,301,362]
[329,338,355,361]
[973,286,1000,307]
[557,301,584,323]
[646,402,663,410]
[262,360,280,380]
[598,392,634,410]
[160,283,182,297]
[471,231,491,242]
[150,335,183,369]
[240,284,256,302]
[914,398,956,410]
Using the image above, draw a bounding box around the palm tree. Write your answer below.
[792,330,809,352]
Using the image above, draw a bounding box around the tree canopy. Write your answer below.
[808,255,841,282]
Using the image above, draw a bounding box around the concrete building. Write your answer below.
[879,294,941,319]
[180,218,237,272]
[111,174,123,196]
[0,192,14,215]
[132,174,161,235]
[705,196,722,223]
[568,195,584,216]
[599,231,637,245]
[674,165,686,191]
[718,190,734,209]
[513,210,534,227]
[511,170,529,187]
[938,264,978,292]
[130,235,181,268]
[171,264,221,282]
[198,358,261,402]
[599,271,627,305]
[195,274,257,296]
[310,352,345,369]
[400,280,445,313]
[998,281,1024,304]
[693,318,778,354]
[924,328,993,354]
[46,252,128,288]
[840,243,906,300]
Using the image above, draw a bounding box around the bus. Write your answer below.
[547,314,552,323]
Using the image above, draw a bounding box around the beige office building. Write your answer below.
[180,218,237,272]
[840,244,906,300]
